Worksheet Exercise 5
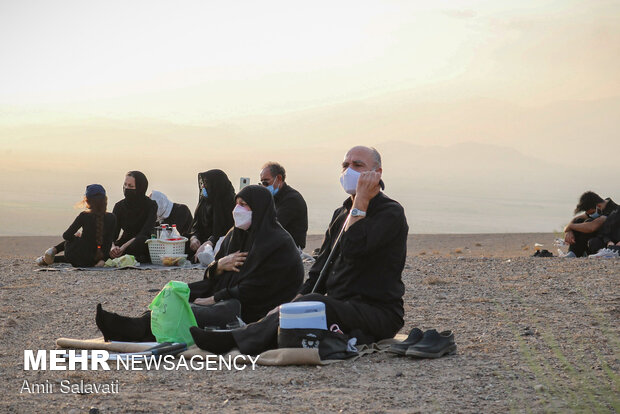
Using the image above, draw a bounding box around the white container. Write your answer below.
[146,237,188,265]
[279,301,327,330]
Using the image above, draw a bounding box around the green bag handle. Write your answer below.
[148,281,197,345]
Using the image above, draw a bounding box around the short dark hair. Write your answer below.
[262,162,286,181]
[370,147,382,168]
[575,191,604,213]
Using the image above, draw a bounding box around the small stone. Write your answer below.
[534,384,545,392]
[89,408,100,414]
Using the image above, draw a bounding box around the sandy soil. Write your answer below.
[1,234,618,413]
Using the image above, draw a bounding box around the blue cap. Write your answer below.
[85,184,106,198]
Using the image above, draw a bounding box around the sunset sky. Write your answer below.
[1,0,618,236]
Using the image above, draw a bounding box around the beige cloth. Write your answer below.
[56,334,406,366]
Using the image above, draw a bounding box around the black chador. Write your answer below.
[112,171,157,261]
[189,185,304,323]
[95,185,304,342]
[190,169,236,246]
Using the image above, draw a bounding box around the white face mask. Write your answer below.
[339,167,361,195]
[232,204,252,230]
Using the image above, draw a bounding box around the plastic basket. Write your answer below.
[146,237,188,265]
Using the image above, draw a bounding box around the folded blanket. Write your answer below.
[56,334,406,366]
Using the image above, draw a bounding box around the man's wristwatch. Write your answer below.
[350,208,367,217]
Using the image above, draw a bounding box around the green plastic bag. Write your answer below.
[148,281,197,345]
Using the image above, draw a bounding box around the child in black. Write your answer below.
[36,184,116,267]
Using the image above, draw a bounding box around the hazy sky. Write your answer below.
[1,1,618,236]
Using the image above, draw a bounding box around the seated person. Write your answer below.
[598,200,620,250]
[36,184,116,267]
[110,171,157,262]
[563,191,618,257]
[259,162,308,249]
[189,169,236,260]
[150,190,193,238]
[190,146,408,355]
[95,185,304,341]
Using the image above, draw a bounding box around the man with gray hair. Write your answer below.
[259,162,308,249]
[191,146,408,355]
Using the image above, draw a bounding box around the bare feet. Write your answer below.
[95,260,105,267]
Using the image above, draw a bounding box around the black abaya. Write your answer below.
[190,169,235,245]
[112,171,157,261]
[189,185,304,323]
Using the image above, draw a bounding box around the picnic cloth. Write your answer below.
[36,263,206,272]
[56,334,406,366]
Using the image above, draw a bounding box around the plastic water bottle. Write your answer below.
[170,225,181,238]
[160,224,170,240]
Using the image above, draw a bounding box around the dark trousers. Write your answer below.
[101,299,241,342]
[568,218,604,257]
[231,293,403,355]
[51,239,95,267]
[569,232,605,257]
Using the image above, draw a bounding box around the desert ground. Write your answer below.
[1,234,618,413]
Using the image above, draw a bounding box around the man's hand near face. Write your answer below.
[346,171,381,230]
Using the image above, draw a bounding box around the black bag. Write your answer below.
[277,328,358,360]
[190,299,243,330]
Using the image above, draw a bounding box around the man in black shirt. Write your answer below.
[563,191,619,256]
[259,162,308,249]
[191,146,408,355]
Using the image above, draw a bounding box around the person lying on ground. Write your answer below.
[95,185,304,342]
[259,161,308,249]
[110,171,157,263]
[563,191,618,257]
[36,184,116,267]
[190,145,409,355]
[189,169,235,261]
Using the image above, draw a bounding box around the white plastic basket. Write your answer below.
[145,237,188,265]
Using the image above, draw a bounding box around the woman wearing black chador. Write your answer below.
[189,169,236,259]
[110,171,157,263]
[95,185,304,342]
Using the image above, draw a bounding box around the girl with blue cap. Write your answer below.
[36,184,116,267]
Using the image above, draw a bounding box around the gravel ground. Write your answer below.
[0,234,618,413]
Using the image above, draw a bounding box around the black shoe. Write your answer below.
[387,328,423,355]
[532,249,553,257]
[406,329,456,358]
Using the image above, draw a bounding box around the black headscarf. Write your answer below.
[112,171,158,245]
[124,171,150,209]
[191,169,235,243]
[189,185,304,323]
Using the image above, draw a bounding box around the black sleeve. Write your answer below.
[137,201,157,240]
[207,235,220,245]
[213,246,285,303]
[190,217,202,242]
[339,202,406,262]
[599,210,619,244]
[112,202,124,244]
[177,205,193,238]
[62,213,85,242]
